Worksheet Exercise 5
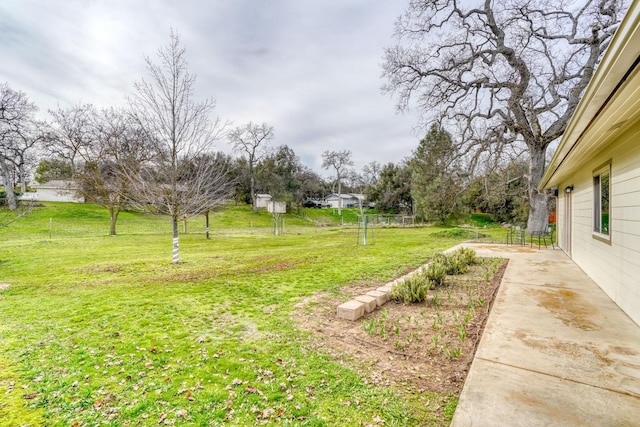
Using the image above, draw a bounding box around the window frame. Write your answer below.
[592,161,611,244]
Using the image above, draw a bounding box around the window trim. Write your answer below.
[592,160,612,244]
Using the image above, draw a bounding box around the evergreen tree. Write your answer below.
[410,124,464,223]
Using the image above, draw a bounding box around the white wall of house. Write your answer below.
[36,186,83,203]
[324,194,363,209]
[555,122,640,325]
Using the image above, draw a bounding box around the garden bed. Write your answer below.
[294,255,507,424]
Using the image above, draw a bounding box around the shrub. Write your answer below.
[445,254,469,275]
[389,274,429,303]
[453,247,478,265]
[425,262,447,286]
[430,248,478,276]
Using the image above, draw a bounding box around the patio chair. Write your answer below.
[506,225,525,246]
[529,226,555,249]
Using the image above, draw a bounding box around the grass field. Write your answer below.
[0,203,504,426]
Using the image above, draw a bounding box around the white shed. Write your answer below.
[255,194,272,209]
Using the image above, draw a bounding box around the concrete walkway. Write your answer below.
[451,243,640,427]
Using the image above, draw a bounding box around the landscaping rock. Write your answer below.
[376,284,393,294]
[354,295,377,313]
[337,300,365,321]
[366,290,388,306]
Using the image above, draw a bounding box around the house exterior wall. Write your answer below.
[36,187,83,203]
[556,121,640,325]
[325,196,350,208]
[324,194,362,208]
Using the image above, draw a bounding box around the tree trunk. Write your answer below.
[250,164,257,213]
[172,216,180,264]
[526,143,549,233]
[205,210,210,240]
[0,156,17,211]
[337,177,342,216]
[109,207,119,236]
[19,163,26,193]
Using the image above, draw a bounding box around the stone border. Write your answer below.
[336,244,468,321]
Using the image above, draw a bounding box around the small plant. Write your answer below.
[431,317,440,331]
[431,335,440,347]
[361,318,377,335]
[431,293,440,308]
[394,340,406,351]
[457,324,467,341]
[444,345,462,359]
[463,309,473,325]
[433,312,443,327]
[408,331,421,343]
[379,324,388,339]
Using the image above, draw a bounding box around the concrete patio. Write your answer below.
[451,243,640,426]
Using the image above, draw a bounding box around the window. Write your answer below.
[593,164,610,237]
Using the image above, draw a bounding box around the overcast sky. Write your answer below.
[0,0,423,175]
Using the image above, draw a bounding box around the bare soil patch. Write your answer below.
[293,257,507,418]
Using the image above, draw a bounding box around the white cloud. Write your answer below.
[0,0,423,173]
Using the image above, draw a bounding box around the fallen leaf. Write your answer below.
[157,412,167,424]
[22,392,38,399]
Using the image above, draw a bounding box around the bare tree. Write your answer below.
[383,0,625,231]
[362,160,382,187]
[47,103,95,177]
[128,30,228,263]
[227,122,274,213]
[321,149,353,215]
[73,107,154,236]
[0,83,39,211]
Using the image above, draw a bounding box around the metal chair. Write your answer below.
[529,226,555,249]
[506,225,525,246]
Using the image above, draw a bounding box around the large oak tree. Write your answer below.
[383,0,626,231]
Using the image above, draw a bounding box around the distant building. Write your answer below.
[324,193,365,209]
[255,194,272,209]
[35,180,84,203]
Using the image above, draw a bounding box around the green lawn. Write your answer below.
[0,203,501,426]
